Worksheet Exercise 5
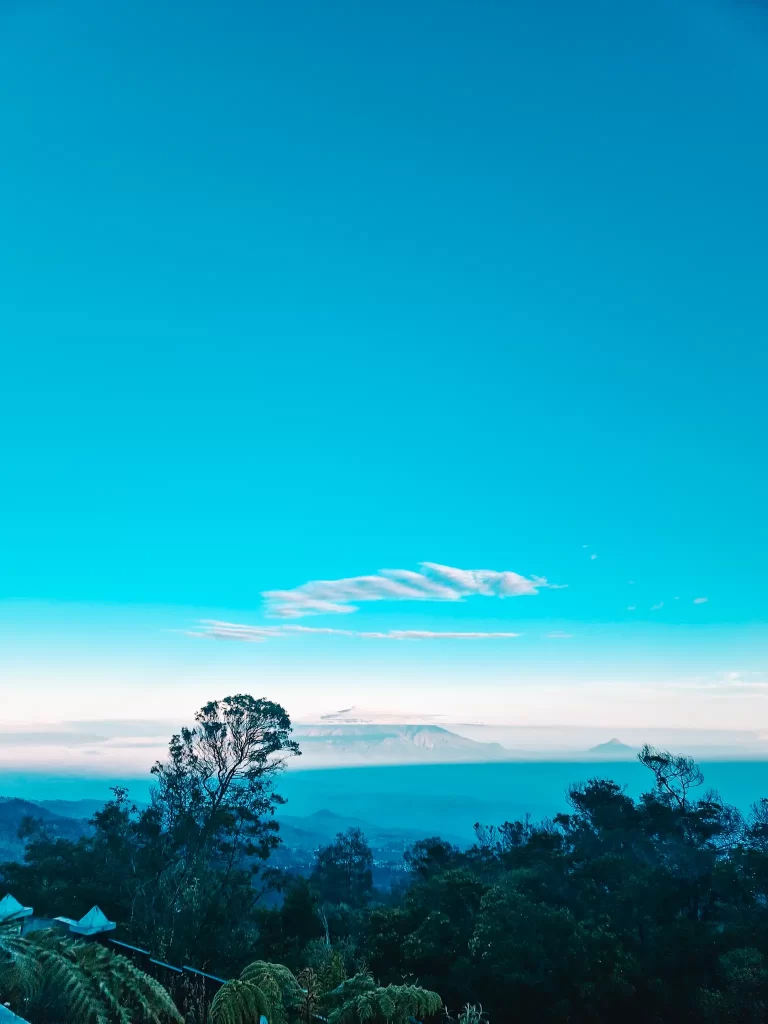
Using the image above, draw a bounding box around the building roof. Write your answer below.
[0,1004,32,1023]
[0,895,33,924]
[55,905,116,936]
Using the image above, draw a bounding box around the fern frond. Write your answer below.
[239,960,302,1022]
[327,978,442,1024]
[209,978,271,1024]
[74,942,182,1023]
[0,930,181,1024]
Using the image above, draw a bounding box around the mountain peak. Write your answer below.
[588,738,636,754]
[290,720,510,766]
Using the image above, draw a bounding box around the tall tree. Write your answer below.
[2,695,301,973]
[311,829,373,909]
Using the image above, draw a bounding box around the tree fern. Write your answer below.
[205,958,306,1024]
[239,961,302,1024]
[1,930,111,1024]
[0,930,182,1024]
[74,941,183,1023]
[209,978,271,1024]
[326,972,442,1024]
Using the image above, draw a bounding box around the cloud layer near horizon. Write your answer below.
[262,562,562,618]
[188,620,522,642]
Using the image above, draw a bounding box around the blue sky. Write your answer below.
[1,0,767,734]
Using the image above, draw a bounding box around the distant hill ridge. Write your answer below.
[0,797,91,860]
[33,798,114,819]
[0,796,88,826]
[588,738,636,754]
[0,795,467,860]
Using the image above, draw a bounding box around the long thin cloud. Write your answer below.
[262,561,563,618]
[188,620,521,642]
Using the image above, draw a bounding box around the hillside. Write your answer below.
[0,797,90,860]
[278,807,463,849]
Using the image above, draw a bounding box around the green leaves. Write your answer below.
[209,959,305,1024]
[325,972,442,1024]
[239,961,303,1024]
[209,978,271,1024]
[215,959,443,1024]
[0,931,182,1024]
[311,829,374,909]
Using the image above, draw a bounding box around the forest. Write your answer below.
[3,694,768,1023]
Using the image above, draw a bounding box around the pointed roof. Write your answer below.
[68,905,116,936]
[0,1004,33,1022]
[0,894,33,923]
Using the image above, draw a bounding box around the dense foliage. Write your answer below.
[250,747,768,1022]
[208,959,441,1024]
[5,697,768,1022]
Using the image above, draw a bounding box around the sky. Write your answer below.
[1,0,768,754]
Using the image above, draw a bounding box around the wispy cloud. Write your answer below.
[283,625,522,640]
[693,597,709,604]
[627,606,636,611]
[185,621,284,643]
[546,631,573,639]
[262,562,562,618]
[651,602,664,611]
[590,554,598,560]
[188,620,521,642]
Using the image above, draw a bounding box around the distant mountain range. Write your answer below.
[292,722,510,765]
[0,796,459,871]
[292,711,653,766]
[3,708,764,778]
